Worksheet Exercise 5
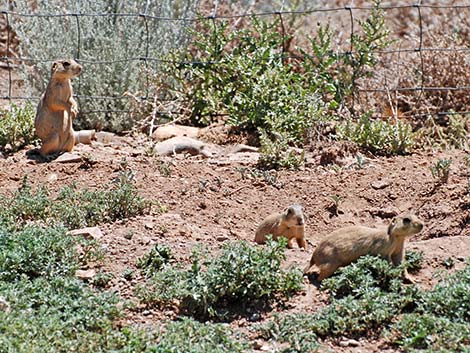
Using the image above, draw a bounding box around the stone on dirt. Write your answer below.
[68,226,103,240]
[152,124,200,141]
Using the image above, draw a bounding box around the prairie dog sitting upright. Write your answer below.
[34,59,94,156]
[304,214,424,281]
[255,204,307,249]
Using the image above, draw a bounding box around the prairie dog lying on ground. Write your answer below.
[304,214,424,281]
[255,204,307,249]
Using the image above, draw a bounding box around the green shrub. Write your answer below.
[430,158,452,184]
[421,265,470,322]
[336,113,415,155]
[405,250,425,274]
[137,244,173,277]
[391,314,470,352]
[320,255,408,299]
[256,313,321,353]
[0,276,155,353]
[0,171,149,230]
[137,238,303,319]
[0,103,36,152]
[159,17,325,143]
[257,130,305,170]
[0,226,77,281]
[152,318,248,353]
[388,265,470,351]
[12,1,199,133]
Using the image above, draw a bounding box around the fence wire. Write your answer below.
[1,2,470,118]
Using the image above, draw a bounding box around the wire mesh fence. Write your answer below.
[1,1,469,125]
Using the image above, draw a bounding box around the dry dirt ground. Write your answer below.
[0,132,469,352]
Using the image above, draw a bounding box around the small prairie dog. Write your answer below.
[35,59,94,156]
[255,204,307,249]
[304,214,424,281]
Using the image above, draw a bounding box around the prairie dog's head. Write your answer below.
[388,214,424,237]
[283,204,305,227]
[51,59,82,79]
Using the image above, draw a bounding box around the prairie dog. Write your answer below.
[304,214,424,281]
[35,59,94,156]
[255,204,307,249]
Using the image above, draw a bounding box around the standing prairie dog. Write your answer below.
[255,204,307,249]
[34,59,95,156]
[304,214,424,281]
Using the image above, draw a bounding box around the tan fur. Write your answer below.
[34,59,82,156]
[255,205,307,249]
[304,214,424,281]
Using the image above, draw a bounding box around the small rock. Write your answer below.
[54,152,82,163]
[144,222,154,230]
[68,226,103,240]
[95,131,115,144]
[142,310,152,316]
[152,124,200,141]
[47,173,58,183]
[371,180,390,190]
[76,269,96,280]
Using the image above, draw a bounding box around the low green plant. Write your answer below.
[430,158,452,184]
[0,225,77,281]
[137,238,303,319]
[391,313,470,352]
[320,255,416,299]
[92,272,114,288]
[405,250,424,274]
[0,171,149,230]
[336,113,415,156]
[257,130,305,170]
[153,318,248,353]
[0,103,36,152]
[0,276,154,353]
[388,265,470,351]
[136,244,173,277]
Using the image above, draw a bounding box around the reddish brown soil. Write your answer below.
[0,134,469,352]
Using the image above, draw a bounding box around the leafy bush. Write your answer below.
[0,103,36,152]
[137,238,303,319]
[320,255,407,299]
[257,255,423,351]
[405,250,424,274]
[336,113,415,155]
[257,130,305,170]
[0,226,77,281]
[391,313,470,352]
[420,265,470,322]
[0,171,149,230]
[430,158,452,184]
[152,318,248,353]
[12,1,199,132]
[0,276,155,353]
[137,244,173,277]
[160,17,325,144]
[256,313,321,353]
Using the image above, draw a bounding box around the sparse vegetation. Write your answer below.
[336,113,415,156]
[0,169,149,230]
[0,103,36,153]
[257,256,470,352]
[137,238,303,319]
[430,158,452,184]
[137,244,173,277]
